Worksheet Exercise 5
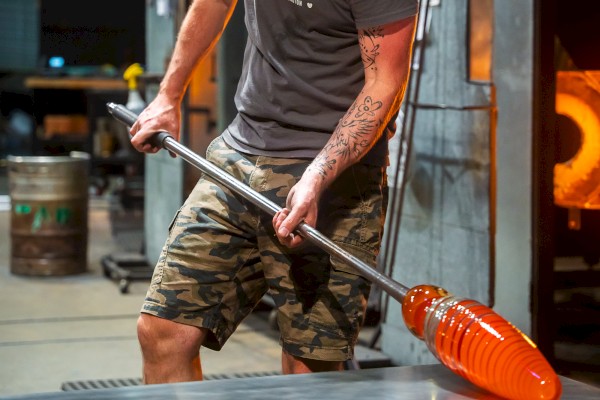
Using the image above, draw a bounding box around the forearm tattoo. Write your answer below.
[310,96,383,177]
[359,26,384,71]
[309,26,387,178]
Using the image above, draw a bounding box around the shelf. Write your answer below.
[25,76,127,91]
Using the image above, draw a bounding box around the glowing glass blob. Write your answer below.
[402,285,562,400]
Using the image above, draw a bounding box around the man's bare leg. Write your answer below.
[281,350,344,374]
[137,313,208,383]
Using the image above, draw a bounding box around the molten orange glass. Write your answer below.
[402,285,562,400]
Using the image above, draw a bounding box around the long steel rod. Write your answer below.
[106,103,409,302]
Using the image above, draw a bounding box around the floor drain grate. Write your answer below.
[61,378,142,391]
[203,371,281,381]
[61,371,281,391]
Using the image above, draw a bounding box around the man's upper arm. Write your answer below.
[359,16,417,87]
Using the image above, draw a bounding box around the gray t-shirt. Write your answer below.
[223,0,419,166]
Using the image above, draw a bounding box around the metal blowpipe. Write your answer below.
[106,103,562,400]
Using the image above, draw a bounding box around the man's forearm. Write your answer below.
[306,17,416,191]
[159,0,238,102]
[307,78,407,187]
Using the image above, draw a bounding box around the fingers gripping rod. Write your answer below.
[106,103,409,303]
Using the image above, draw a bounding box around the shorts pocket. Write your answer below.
[205,136,223,159]
[330,242,377,279]
[167,209,181,233]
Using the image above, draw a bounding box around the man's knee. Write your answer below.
[137,313,161,349]
[137,313,205,358]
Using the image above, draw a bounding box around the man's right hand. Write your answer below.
[129,94,182,155]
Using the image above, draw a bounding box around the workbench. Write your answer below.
[2,364,598,400]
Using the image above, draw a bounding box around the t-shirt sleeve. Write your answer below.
[351,0,419,29]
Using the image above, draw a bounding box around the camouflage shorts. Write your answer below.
[142,136,388,361]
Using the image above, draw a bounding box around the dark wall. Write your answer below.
[39,0,145,69]
[555,0,600,69]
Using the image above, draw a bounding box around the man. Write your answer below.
[130,0,418,383]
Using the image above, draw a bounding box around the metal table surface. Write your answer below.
[2,364,598,400]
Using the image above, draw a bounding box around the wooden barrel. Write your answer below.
[8,153,89,276]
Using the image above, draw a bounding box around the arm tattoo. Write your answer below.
[359,26,384,71]
[309,27,387,178]
[309,97,382,178]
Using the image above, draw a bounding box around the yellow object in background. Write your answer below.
[123,63,146,114]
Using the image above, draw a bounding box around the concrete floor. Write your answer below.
[0,197,283,397]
